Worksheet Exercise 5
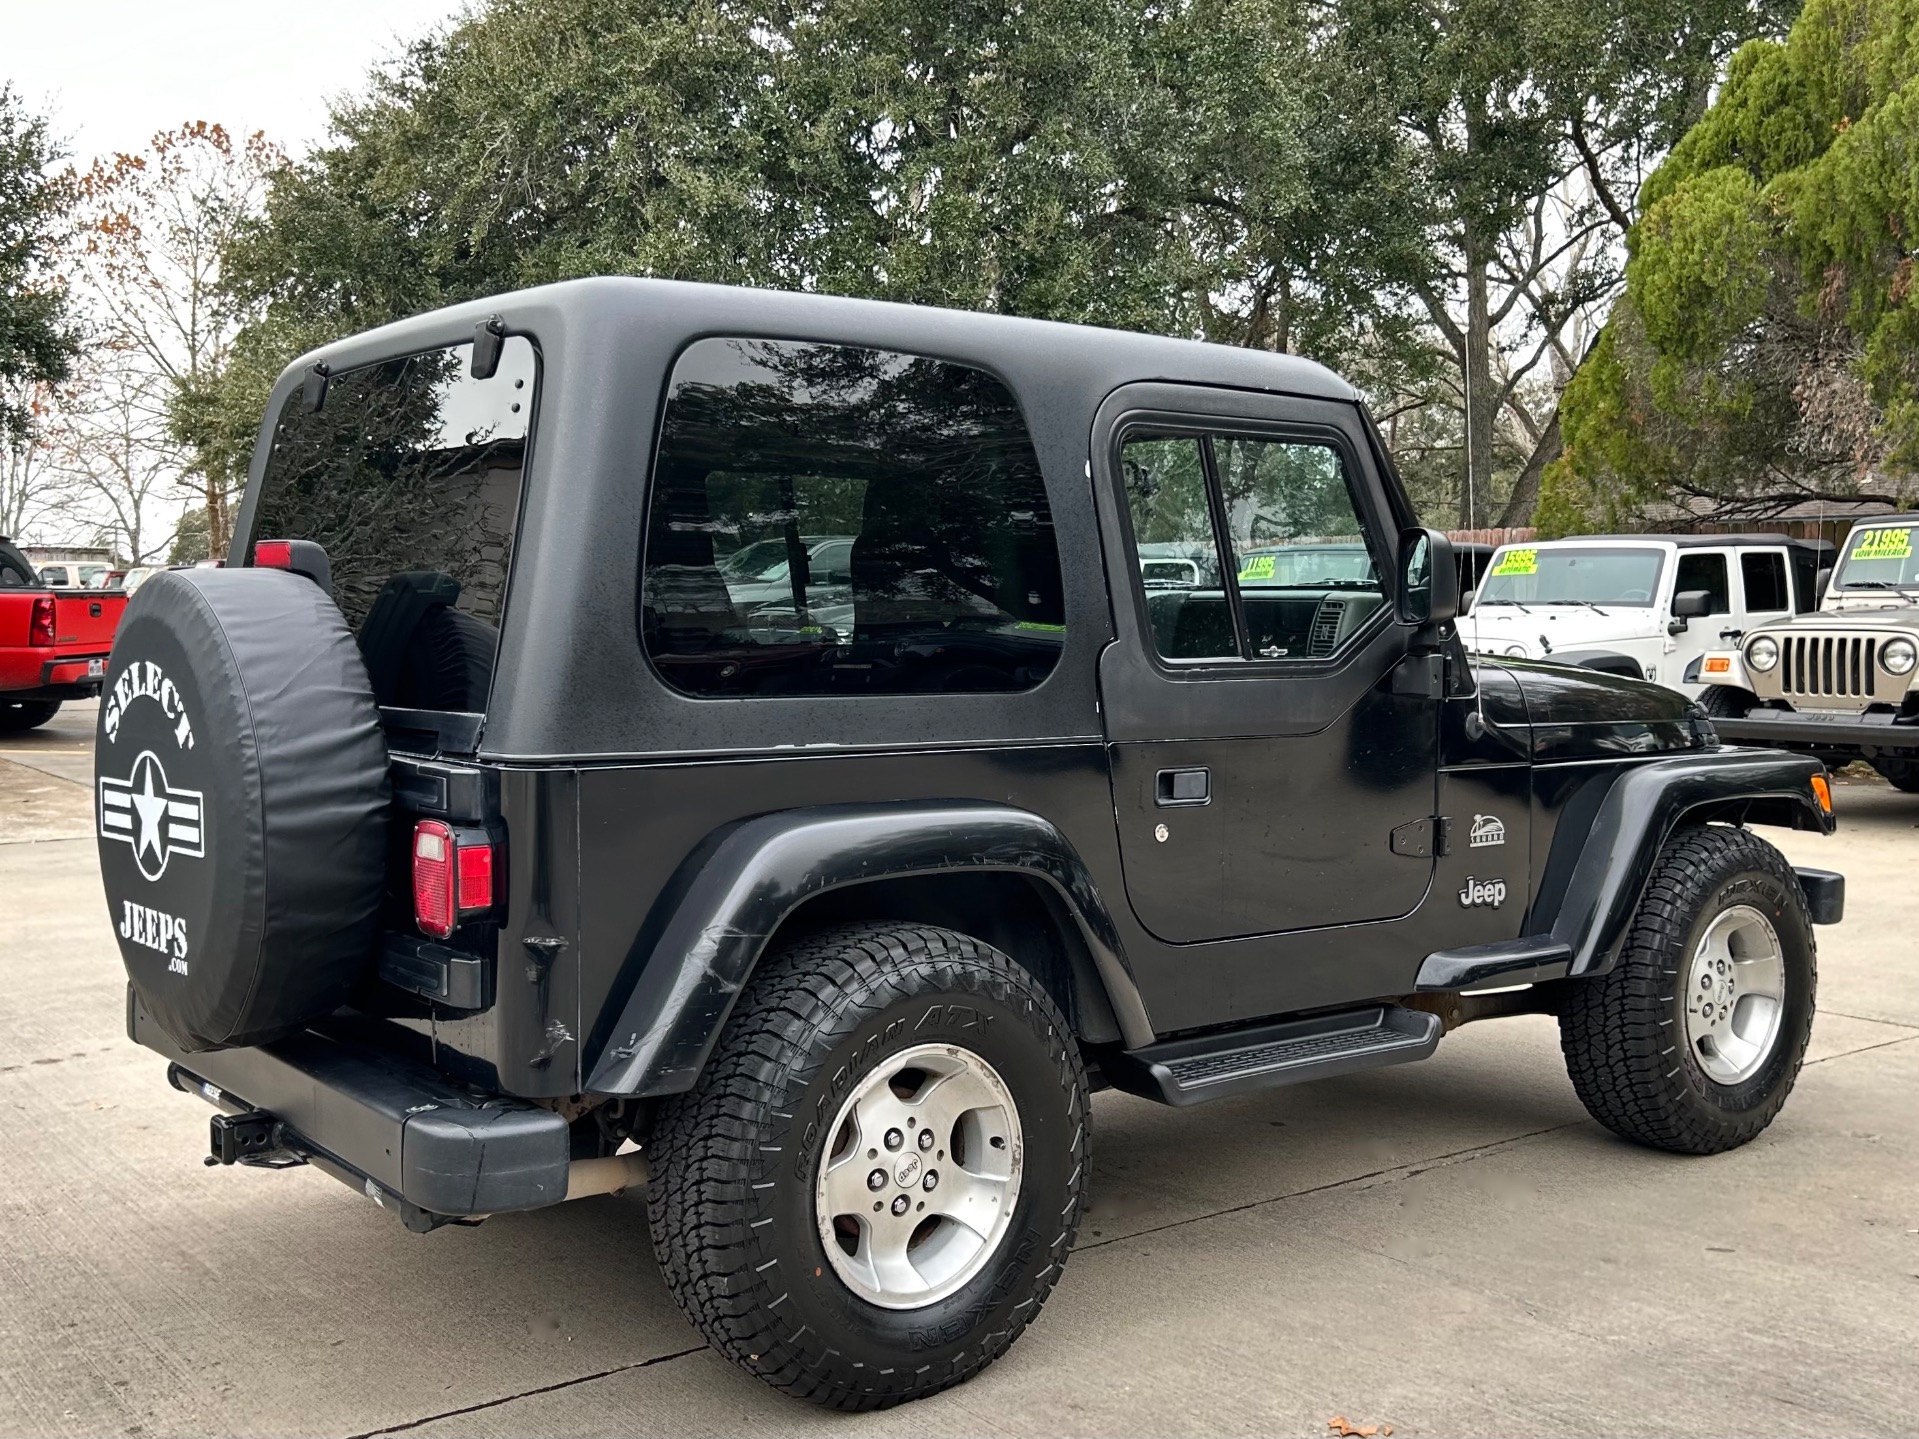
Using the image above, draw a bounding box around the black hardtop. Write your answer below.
[1555,533,1827,552]
[235,278,1370,764]
[267,276,1359,409]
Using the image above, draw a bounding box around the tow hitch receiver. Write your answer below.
[206,1110,301,1168]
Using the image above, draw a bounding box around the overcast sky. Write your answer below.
[7,0,466,164]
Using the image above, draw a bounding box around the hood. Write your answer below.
[1459,603,1662,660]
[1497,657,1710,762]
[1756,605,1919,631]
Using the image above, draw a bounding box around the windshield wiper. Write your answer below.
[1542,599,1612,616]
[1475,598,1532,614]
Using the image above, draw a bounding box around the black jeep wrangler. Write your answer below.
[100,279,1844,1409]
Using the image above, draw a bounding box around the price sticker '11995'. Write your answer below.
[1491,548,1537,577]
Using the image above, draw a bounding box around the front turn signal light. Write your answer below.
[1811,773,1832,815]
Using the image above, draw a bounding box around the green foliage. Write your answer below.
[0,86,79,444]
[1630,166,1773,365]
[211,0,1794,533]
[1557,0,1919,523]
[213,0,1437,482]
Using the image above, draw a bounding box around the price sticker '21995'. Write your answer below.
[1851,528,1913,561]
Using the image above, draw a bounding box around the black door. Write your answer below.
[1093,384,1438,942]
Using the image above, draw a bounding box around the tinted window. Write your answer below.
[1740,551,1789,612]
[1675,553,1730,614]
[0,543,33,587]
[251,337,536,711]
[1120,431,1385,663]
[641,338,1063,697]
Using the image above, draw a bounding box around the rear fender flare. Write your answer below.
[1538,750,1832,978]
[584,802,1145,1097]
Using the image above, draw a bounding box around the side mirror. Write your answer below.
[1669,588,1711,634]
[1459,588,1476,617]
[1671,590,1712,619]
[1397,527,1459,628]
[1814,566,1832,606]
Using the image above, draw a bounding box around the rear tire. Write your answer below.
[0,700,60,733]
[1558,825,1815,1154]
[647,922,1089,1410]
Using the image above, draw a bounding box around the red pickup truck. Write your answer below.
[0,537,128,732]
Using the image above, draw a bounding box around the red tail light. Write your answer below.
[253,539,293,569]
[28,595,55,646]
[456,841,494,910]
[412,820,497,939]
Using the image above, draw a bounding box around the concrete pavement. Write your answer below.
[1,708,1914,1436]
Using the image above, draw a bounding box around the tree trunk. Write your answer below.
[1498,407,1561,528]
[1461,225,1495,531]
[206,475,228,562]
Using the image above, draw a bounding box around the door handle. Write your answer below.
[1155,767,1210,806]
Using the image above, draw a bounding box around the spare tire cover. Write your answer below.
[97,568,390,1052]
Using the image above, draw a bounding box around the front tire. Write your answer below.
[0,699,60,733]
[1696,685,1755,719]
[1558,825,1815,1154]
[647,922,1089,1409]
[1870,756,1919,792]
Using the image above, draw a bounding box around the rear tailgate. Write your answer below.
[50,590,128,651]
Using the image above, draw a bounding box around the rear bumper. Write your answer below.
[130,990,568,1219]
[0,648,108,700]
[1716,710,1919,755]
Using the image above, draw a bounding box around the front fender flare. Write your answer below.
[584,802,1144,1097]
[1547,648,1645,680]
[1541,749,1832,978]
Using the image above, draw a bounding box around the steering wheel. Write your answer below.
[1618,588,1651,603]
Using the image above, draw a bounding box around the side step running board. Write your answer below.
[1104,1005,1442,1107]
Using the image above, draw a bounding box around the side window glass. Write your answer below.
[1675,553,1730,614]
[1740,551,1789,613]
[641,338,1064,697]
[1213,436,1384,661]
[1121,436,1233,660]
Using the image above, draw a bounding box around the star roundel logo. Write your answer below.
[99,750,205,881]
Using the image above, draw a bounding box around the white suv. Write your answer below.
[1460,535,1825,697]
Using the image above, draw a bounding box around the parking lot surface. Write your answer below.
[3,702,1915,1437]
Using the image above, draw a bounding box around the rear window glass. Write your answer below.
[640,338,1064,697]
[249,337,536,711]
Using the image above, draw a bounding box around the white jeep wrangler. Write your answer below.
[1461,535,1826,697]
